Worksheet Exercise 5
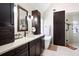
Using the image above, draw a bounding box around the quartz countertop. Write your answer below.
[0,34,45,55]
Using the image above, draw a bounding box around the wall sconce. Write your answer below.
[27,15,33,21]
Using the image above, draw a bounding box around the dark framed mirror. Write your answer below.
[17,5,28,31]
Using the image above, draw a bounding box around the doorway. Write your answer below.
[53,10,65,46]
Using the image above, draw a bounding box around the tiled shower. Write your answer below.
[65,12,79,47]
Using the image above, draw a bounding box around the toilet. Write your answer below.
[44,25,52,49]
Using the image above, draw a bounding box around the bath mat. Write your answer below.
[66,44,77,50]
[48,45,58,51]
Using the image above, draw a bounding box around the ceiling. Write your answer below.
[19,3,52,14]
[26,3,52,13]
[18,3,52,18]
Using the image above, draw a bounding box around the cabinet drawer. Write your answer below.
[1,49,15,56]
[18,51,28,56]
[15,48,28,56]
[15,44,28,54]
[29,40,36,47]
[1,43,28,56]
[29,45,36,56]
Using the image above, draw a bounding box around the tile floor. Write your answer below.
[42,45,79,56]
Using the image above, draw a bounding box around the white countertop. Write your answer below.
[0,34,45,55]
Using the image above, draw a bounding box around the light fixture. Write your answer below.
[27,15,33,21]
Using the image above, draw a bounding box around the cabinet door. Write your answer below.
[15,43,28,56]
[29,46,36,56]
[28,40,36,56]
[40,38,45,54]
[0,3,14,25]
[0,27,14,46]
[28,36,45,56]
[0,3,14,46]
[0,3,10,24]
[36,39,40,56]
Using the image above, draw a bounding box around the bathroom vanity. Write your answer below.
[0,34,45,56]
[0,3,44,56]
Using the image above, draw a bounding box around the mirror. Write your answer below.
[17,5,28,31]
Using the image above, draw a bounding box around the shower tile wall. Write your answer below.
[72,14,79,46]
[66,12,79,46]
[65,14,73,44]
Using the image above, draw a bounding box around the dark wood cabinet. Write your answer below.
[1,43,28,56]
[0,3,14,24]
[15,49,28,56]
[29,45,36,56]
[28,36,45,56]
[1,35,45,56]
[0,3,14,46]
[40,38,45,54]
[36,39,41,56]
[17,51,28,56]
[1,48,15,56]
[28,39,36,56]
[32,10,41,34]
